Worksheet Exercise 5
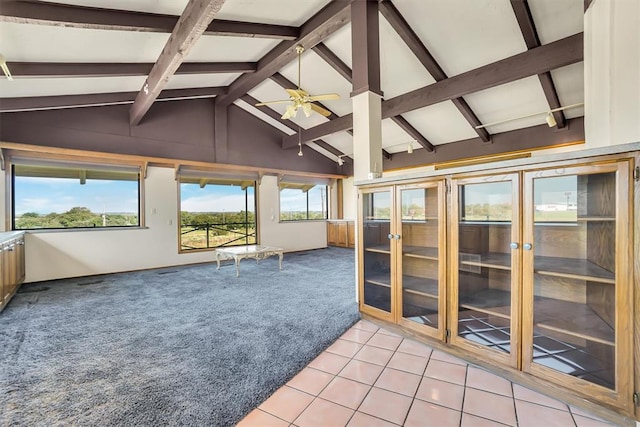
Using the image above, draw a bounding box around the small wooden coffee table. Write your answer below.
[215,245,284,277]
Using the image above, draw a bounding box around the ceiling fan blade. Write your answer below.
[255,99,291,106]
[310,103,332,117]
[308,93,340,102]
[285,88,305,99]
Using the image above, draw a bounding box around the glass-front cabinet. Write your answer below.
[359,181,446,338]
[522,162,633,411]
[449,173,521,368]
[357,153,636,415]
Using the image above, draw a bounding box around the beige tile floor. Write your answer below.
[238,320,618,427]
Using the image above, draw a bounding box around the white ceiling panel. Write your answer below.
[0,23,168,63]
[278,50,352,116]
[37,0,331,25]
[0,76,146,98]
[186,36,280,62]
[463,76,550,134]
[38,0,188,16]
[216,0,331,26]
[393,0,527,77]
[379,16,436,99]
[322,25,352,69]
[402,101,480,145]
[529,0,583,44]
[318,132,353,156]
[381,118,414,150]
[550,62,585,119]
[165,73,240,90]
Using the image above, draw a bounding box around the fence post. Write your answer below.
[206,224,210,248]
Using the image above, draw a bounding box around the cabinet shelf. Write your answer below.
[576,216,616,222]
[533,299,615,347]
[403,246,439,260]
[460,252,511,270]
[458,253,615,284]
[535,256,614,284]
[458,288,512,320]
[402,276,438,298]
[364,244,391,254]
[364,273,391,288]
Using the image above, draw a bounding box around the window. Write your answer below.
[279,184,328,221]
[179,175,256,251]
[12,161,141,230]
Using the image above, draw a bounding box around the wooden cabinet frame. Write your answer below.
[357,145,639,419]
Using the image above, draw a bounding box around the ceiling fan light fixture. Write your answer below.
[545,112,557,127]
[297,127,303,157]
[0,54,13,81]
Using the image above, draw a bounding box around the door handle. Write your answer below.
[394,234,401,240]
[523,243,533,251]
[510,242,519,250]
[387,234,393,240]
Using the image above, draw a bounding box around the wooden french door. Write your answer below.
[449,173,521,368]
[396,181,447,340]
[521,161,633,411]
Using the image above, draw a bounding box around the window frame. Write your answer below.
[279,183,329,222]
[178,172,258,252]
[9,156,144,231]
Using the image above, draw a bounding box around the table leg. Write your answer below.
[278,252,283,271]
[216,251,221,270]
[235,256,240,278]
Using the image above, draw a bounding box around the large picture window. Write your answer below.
[179,175,256,251]
[12,161,141,230]
[279,184,328,221]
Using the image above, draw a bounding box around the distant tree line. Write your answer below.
[180,211,255,226]
[15,207,138,229]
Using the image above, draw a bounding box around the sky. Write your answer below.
[14,177,139,215]
[180,183,254,212]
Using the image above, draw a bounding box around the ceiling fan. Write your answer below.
[255,45,339,119]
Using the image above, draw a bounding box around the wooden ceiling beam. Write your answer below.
[6,61,257,77]
[0,87,227,112]
[129,0,226,126]
[311,41,433,153]
[0,0,297,39]
[379,0,490,142]
[217,0,355,107]
[390,116,435,152]
[282,33,583,147]
[511,0,566,128]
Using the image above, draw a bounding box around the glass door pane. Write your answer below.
[400,186,440,329]
[455,180,515,356]
[529,172,616,390]
[362,191,392,313]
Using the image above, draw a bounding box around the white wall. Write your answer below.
[257,175,327,251]
[584,0,640,148]
[342,177,357,220]
[1,166,328,283]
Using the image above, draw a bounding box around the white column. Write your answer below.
[352,91,383,181]
[584,0,640,147]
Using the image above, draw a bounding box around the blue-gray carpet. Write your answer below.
[0,247,359,426]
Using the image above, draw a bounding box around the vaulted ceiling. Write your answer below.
[0,0,585,166]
